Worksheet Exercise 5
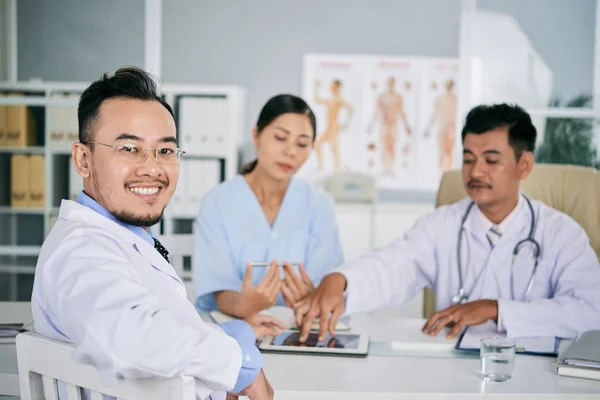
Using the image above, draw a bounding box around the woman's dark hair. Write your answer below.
[240,94,317,174]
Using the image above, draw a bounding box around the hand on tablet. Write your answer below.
[282,262,314,307]
[244,313,286,339]
[294,272,347,343]
[239,260,282,316]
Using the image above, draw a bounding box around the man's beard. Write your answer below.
[91,168,166,227]
[113,209,165,227]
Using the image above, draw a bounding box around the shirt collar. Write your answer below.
[75,190,157,246]
[474,194,523,235]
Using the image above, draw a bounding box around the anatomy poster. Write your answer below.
[361,57,420,189]
[417,58,459,190]
[299,53,459,192]
[300,54,364,179]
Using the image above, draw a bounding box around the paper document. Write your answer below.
[210,306,350,331]
[389,319,456,351]
[564,360,600,369]
[456,321,558,355]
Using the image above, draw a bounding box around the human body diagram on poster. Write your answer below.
[300,54,459,191]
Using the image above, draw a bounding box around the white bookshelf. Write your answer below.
[0,81,245,301]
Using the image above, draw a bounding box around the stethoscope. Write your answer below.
[452,194,541,305]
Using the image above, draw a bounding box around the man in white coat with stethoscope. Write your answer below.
[295,103,600,343]
[31,67,284,400]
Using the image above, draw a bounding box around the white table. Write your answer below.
[1,304,600,399]
[261,311,600,399]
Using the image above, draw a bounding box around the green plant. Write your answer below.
[535,95,600,169]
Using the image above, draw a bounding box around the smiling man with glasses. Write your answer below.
[30,67,276,400]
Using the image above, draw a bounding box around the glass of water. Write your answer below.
[480,337,516,382]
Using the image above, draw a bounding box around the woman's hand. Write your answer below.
[244,314,287,339]
[237,260,282,316]
[281,262,314,308]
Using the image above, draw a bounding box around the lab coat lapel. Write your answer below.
[462,204,489,250]
[461,213,490,302]
[59,200,183,285]
[459,201,503,301]
[132,236,184,285]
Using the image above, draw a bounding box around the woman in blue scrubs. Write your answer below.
[194,94,344,318]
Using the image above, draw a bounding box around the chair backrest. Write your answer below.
[16,332,196,400]
[156,234,196,302]
[423,163,600,317]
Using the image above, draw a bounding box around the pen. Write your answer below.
[249,262,300,267]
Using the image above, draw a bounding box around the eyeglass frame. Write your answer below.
[83,140,186,164]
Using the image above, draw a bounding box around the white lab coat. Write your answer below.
[338,197,600,339]
[31,200,242,400]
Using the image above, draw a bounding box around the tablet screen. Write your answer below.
[272,331,361,349]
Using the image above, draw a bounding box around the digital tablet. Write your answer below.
[257,330,369,357]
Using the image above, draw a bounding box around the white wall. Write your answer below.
[15,0,596,140]
[17,0,145,82]
[478,0,596,103]
[162,0,462,144]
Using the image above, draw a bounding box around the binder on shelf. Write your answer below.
[169,159,188,217]
[210,98,230,156]
[178,97,202,155]
[0,104,6,146]
[11,154,30,207]
[48,99,67,150]
[178,96,229,157]
[5,95,37,147]
[168,159,221,218]
[188,159,220,214]
[29,155,45,208]
[65,94,80,146]
[48,93,79,151]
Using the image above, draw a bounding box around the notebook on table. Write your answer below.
[557,330,600,381]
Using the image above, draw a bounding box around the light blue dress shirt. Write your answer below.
[76,191,260,393]
[194,175,344,311]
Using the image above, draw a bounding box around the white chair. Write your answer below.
[156,234,196,303]
[16,332,196,400]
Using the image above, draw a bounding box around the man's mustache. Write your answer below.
[467,179,492,189]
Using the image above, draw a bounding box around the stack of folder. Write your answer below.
[0,94,37,147]
[48,93,79,151]
[557,330,600,381]
[11,154,45,208]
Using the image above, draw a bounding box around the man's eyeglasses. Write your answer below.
[85,141,185,165]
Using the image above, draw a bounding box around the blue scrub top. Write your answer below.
[194,174,344,311]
